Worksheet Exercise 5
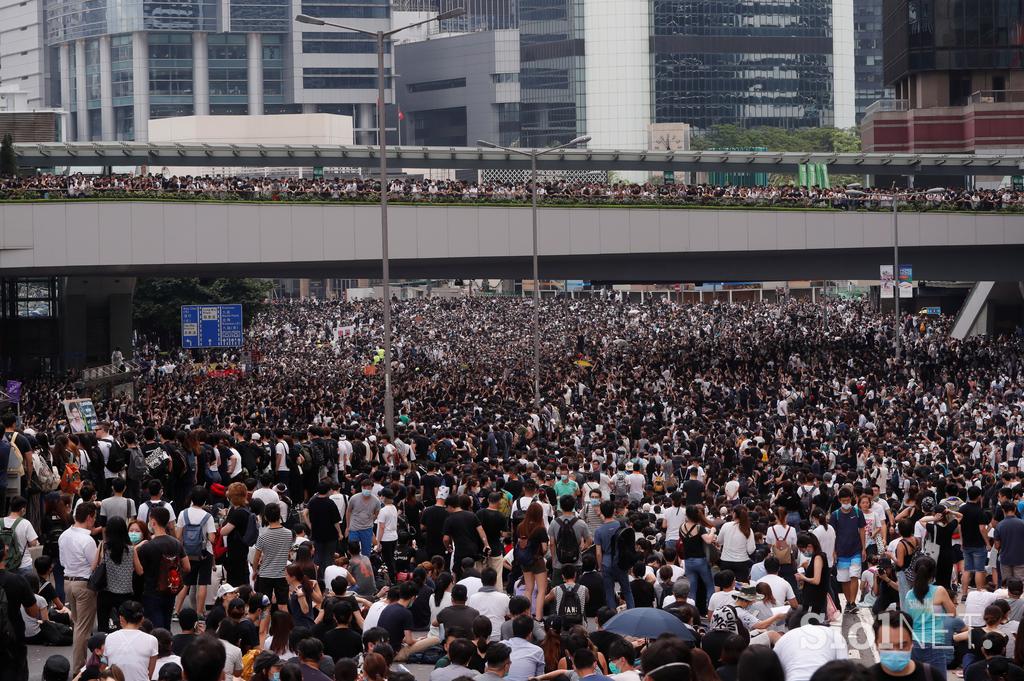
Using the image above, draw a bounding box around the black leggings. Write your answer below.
[381,540,397,577]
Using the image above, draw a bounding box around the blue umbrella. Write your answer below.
[603,607,696,642]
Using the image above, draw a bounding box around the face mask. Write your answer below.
[802,549,814,558]
[362,489,371,497]
[271,673,281,681]
[841,503,853,512]
[590,498,601,506]
[128,532,142,544]
[879,650,912,673]
[561,475,568,482]
[609,663,620,675]
[99,655,108,666]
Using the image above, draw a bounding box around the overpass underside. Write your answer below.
[1,201,1024,280]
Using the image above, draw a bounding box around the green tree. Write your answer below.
[133,277,274,345]
[0,133,17,177]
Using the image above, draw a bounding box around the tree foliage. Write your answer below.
[0,134,17,177]
[691,125,862,154]
[133,277,274,345]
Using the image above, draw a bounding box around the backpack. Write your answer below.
[496,493,511,519]
[60,462,82,495]
[182,510,211,559]
[511,497,531,525]
[612,524,637,570]
[555,517,581,565]
[105,439,128,473]
[128,447,148,481]
[901,539,926,585]
[33,452,61,492]
[165,442,187,479]
[652,473,666,494]
[557,584,583,626]
[513,533,536,568]
[86,444,106,482]
[144,447,170,478]
[0,517,24,570]
[613,472,629,499]
[155,553,184,595]
[3,435,23,477]
[241,509,259,547]
[770,526,794,565]
[799,485,815,516]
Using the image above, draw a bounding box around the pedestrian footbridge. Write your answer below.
[1,200,1023,280]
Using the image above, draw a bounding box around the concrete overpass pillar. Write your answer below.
[61,277,136,369]
[108,293,134,360]
[61,292,87,370]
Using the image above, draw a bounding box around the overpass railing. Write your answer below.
[1,185,1023,213]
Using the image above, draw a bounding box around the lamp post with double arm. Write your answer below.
[296,7,466,439]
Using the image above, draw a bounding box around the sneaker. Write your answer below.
[171,612,179,622]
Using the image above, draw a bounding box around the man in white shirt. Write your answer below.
[625,465,645,501]
[252,475,282,514]
[59,501,98,672]
[467,568,510,642]
[755,557,799,608]
[136,480,175,528]
[175,487,218,616]
[105,600,159,681]
[338,436,353,474]
[772,613,848,681]
[275,431,290,485]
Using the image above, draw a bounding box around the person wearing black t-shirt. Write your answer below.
[221,483,253,588]
[0,541,39,681]
[961,487,992,594]
[443,496,488,578]
[477,493,507,586]
[171,608,200,656]
[135,505,188,629]
[304,482,343,580]
[321,600,363,662]
[377,582,418,654]
[682,469,705,506]
[420,494,450,561]
[870,611,944,681]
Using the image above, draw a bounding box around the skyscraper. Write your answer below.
[43,0,394,141]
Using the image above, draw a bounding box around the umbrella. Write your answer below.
[603,607,696,642]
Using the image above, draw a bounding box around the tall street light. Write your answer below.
[477,136,591,408]
[297,6,466,439]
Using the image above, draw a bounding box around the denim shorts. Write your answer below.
[963,546,988,573]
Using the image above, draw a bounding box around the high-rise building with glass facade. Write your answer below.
[43,0,394,141]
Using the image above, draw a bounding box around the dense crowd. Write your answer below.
[4,296,1024,681]
[1,173,1022,212]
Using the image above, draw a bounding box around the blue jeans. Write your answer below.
[963,546,987,574]
[603,565,635,610]
[350,528,373,557]
[142,592,175,630]
[911,643,948,677]
[786,512,802,528]
[684,557,715,614]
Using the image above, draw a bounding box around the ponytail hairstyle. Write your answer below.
[734,506,751,538]
[911,556,937,603]
[433,572,453,607]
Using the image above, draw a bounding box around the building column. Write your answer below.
[356,103,375,144]
[247,32,263,115]
[58,43,72,141]
[98,35,114,140]
[74,39,89,140]
[131,32,150,141]
[193,31,209,115]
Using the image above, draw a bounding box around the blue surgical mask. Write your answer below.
[99,655,108,666]
[128,532,142,544]
[362,489,371,497]
[590,498,601,506]
[879,650,911,673]
[609,663,620,675]
[841,503,853,512]
[271,672,280,681]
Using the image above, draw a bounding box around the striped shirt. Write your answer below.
[255,526,293,578]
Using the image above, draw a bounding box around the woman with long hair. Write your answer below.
[517,502,549,620]
[767,505,799,591]
[265,610,294,657]
[219,481,252,587]
[716,505,755,581]
[795,531,828,620]
[285,563,321,630]
[93,516,136,632]
[360,653,388,681]
[810,507,839,605]
[903,555,957,676]
[679,505,716,615]
[470,615,491,672]
[427,572,453,640]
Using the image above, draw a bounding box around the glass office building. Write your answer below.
[45,0,392,141]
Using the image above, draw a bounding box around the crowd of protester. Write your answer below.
[0,173,1022,212]
[4,296,1024,681]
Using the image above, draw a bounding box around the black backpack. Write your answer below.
[241,509,259,547]
[612,524,637,571]
[105,439,128,473]
[86,444,106,482]
[555,517,581,565]
[557,584,583,626]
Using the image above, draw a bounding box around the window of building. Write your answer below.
[406,77,466,93]
[14,279,56,318]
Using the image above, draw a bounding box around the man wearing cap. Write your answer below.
[421,487,450,560]
[727,585,785,645]
[346,477,380,557]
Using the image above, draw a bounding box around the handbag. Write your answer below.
[88,542,107,592]
[922,524,941,561]
[825,593,840,622]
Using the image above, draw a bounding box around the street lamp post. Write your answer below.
[296,7,465,439]
[893,196,900,360]
[476,136,591,408]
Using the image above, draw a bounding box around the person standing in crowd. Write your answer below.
[174,487,216,619]
[832,487,867,614]
[594,500,634,611]
[716,506,756,582]
[219,482,254,588]
[252,502,292,610]
[136,505,189,629]
[0,537,39,681]
[346,477,380,558]
[304,481,343,580]
[58,501,98,673]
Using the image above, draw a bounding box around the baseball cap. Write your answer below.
[251,432,261,441]
[436,486,450,500]
[216,583,239,598]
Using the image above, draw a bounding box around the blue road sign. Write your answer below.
[181,304,244,348]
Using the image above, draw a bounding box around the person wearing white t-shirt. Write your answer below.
[175,492,218,616]
[375,490,400,577]
[225,446,243,482]
[755,560,799,608]
[275,433,290,485]
[661,500,686,550]
[1,496,39,575]
[363,597,388,630]
[772,618,849,681]
[105,601,159,681]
